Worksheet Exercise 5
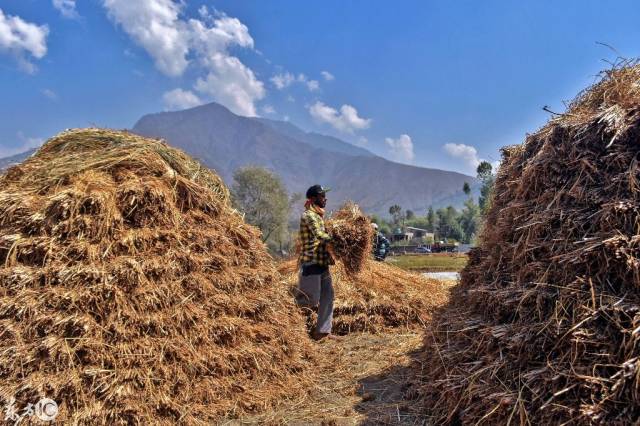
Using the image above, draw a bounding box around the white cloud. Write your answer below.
[42,88,57,100]
[194,55,265,116]
[103,1,264,116]
[321,71,334,81]
[286,95,295,103]
[271,72,295,89]
[443,143,481,173]
[0,9,49,73]
[262,104,275,115]
[308,101,371,134]
[306,79,320,92]
[271,71,320,92]
[356,136,368,147]
[162,88,202,110]
[385,134,414,164]
[283,115,290,122]
[52,0,79,19]
[103,0,189,76]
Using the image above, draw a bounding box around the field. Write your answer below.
[388,253,468,272]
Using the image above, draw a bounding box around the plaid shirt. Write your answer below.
[299,208,332,267]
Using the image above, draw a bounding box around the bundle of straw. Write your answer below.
[410,62,640,425]
[0,129,315,423]
[325,202,373,275]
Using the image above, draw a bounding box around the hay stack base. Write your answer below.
[0,129,314,424]
[410,63,640,424]
[281,259,450,335]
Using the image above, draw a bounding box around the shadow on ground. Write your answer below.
[354,345,431,426]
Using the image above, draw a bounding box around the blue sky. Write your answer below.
[2,1,640,175]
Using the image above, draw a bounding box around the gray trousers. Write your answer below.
[295,266,334,334]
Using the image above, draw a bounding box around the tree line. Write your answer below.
[368,161,495,244]
[230,161,496,254]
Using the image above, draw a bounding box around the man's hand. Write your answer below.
[326,242,337,264]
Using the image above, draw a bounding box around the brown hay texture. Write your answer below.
[325,202,373,275]
[409,63,640,424]
[280,258,450,335]
[0,129,315,424]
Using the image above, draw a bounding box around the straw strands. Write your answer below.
[0,129,315,424]
[409,63,640,424]
[281,258,451,335]
[325,202,373,275]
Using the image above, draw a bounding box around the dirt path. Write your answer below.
[232,330,426,425]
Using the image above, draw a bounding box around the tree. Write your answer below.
[370,214,392,236]
[459,198,480,243]
[426,206,436,233]
[477,161,493,180]
[405,209,415,220]
[389,204,403,228]
[477,161,495,214]
[231,166,290,246]
[462,181,471,196]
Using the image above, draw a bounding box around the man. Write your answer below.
[296,184,339,341]
[371,223,391,261]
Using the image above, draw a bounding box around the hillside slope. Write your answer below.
[132,102,476,216]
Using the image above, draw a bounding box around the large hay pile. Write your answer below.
[281,259,450,335]
[0,129,314,423]
[410,64,640,424]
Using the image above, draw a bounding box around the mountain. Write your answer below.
[132,102,477,217]
[0,148,36,171]
[255,118,375,158]
[0,102,477,217]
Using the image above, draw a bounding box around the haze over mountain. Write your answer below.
[0,149,36,171]
[131,102,477,217]
[0,102,476,217]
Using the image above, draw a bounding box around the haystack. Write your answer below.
[325,202,373,275]
[281,259,450,334]
[410,63,640,424]
[0,129,314,424]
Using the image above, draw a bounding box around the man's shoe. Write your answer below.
[311,331,344,341]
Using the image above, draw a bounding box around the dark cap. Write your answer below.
[306,184,331,198]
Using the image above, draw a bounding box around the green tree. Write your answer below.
[462,181,471,196]
[231,166,290,247]
[477,161,495,214]
[405,209,415,220]
[389,204,403,228]
[426,206,436,233]
[459,198,480,243]
[369,214,392,236]
[477,161,493,180]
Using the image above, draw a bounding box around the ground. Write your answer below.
[233,331,429,425]
[387,253,467,272]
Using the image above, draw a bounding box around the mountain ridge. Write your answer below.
[0,102,477,217]
[132,102,477,216]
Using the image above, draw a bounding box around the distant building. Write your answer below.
[406,227,433,241]
[391,227,434,243]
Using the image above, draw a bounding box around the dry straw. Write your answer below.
[0,129,316,424]
[409,62,640,424]
[281,258,450,335]
[325,202,374,275]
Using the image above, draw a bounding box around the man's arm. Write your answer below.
[307,213,331,242]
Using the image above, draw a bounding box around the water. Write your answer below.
[423,271,460,281]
